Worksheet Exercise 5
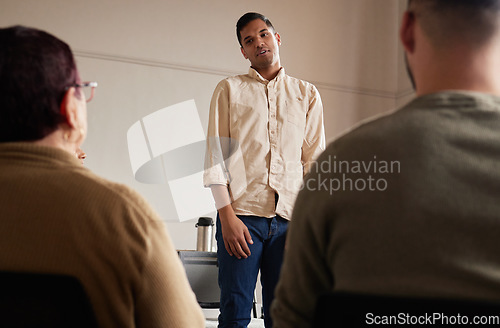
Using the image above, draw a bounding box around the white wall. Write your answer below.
[1,0,413,249]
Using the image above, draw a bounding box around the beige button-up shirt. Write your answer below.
[203,67,325,220]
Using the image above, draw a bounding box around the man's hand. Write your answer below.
[218,205,253,259]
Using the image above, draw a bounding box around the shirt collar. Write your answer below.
[248,67,286,84]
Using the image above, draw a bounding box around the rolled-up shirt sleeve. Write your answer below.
[204,80,231,187]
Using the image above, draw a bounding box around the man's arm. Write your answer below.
[204,81,253,259]
[210,184,253,259]
[218,202,254,259]
[203,80,231,188]
[302,85,326,174]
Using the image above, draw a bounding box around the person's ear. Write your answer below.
[59,87,79,129]
[400,11,416,54]
[240,46,248,59]
[275,32,281,46]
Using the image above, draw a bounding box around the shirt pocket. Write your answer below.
[286,97,306,131]
[230,102,266,139]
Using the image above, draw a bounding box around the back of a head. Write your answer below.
[0,26,78,143]
[409,0,500,48]
[236,12,275,47]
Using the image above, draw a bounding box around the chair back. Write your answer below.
[313,292,500,327]
[0,271,99,328]
[178,251,220,308]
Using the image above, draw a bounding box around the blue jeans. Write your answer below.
[216,214,288,328]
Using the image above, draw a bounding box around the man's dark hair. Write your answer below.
[0,26,79,142]
[236,12,275,47]
[409,0,500,47]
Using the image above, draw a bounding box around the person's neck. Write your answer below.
[416,44,500,97]
[33,129,78,156]
[253,63,282,81]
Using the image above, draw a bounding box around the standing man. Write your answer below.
[203,12,325,328]
[272,0,500,327]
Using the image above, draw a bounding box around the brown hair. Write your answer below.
[0,26,79,142]
[409,0,500,48]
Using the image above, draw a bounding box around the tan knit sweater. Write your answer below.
[0,142,204,328]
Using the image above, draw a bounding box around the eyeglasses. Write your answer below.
[66,81,98,103]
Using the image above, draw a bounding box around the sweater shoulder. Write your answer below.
[73,169,162,223]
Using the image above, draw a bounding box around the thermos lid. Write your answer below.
[196,217,214,227]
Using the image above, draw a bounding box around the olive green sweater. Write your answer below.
[0,142,204,328]
[272,91,500,327]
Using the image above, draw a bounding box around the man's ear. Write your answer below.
[275,32,281,46]
[240,46,248,59]
[400,10,416,54]
[59,87,79,129]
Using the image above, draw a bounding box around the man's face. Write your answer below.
[239,19,281,70]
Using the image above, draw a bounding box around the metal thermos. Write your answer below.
[196,217,214,251]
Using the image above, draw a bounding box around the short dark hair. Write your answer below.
[409,0,500,47]
[236,12,275,47]
[0,26,79,142]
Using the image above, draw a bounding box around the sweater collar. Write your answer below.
[0,142,82,168]
[408,91,500,112]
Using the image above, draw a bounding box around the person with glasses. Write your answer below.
[0,26,204,327]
